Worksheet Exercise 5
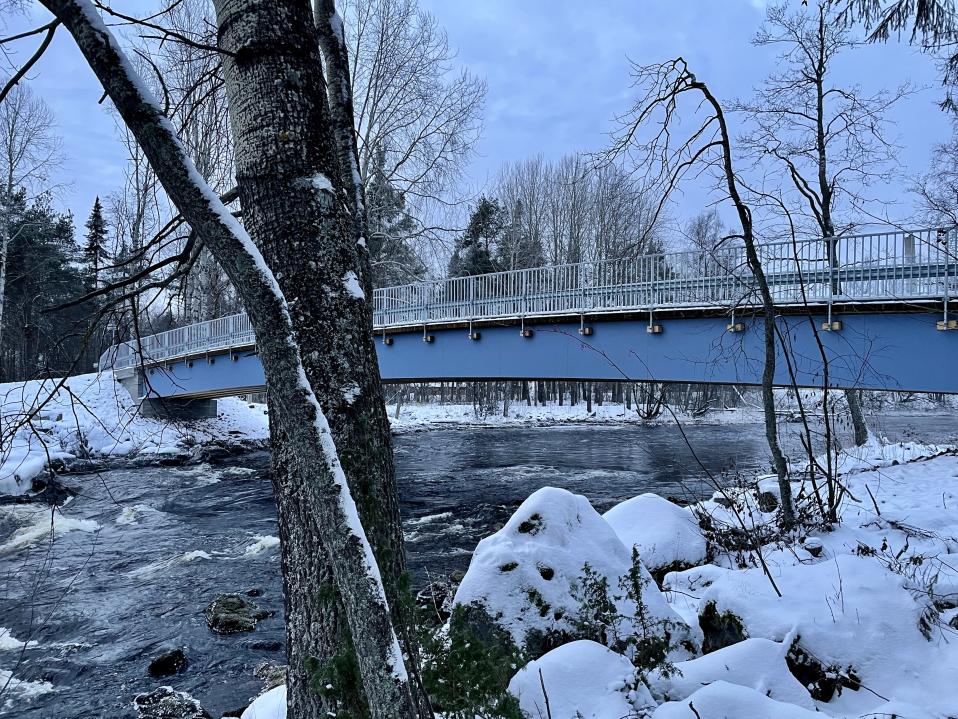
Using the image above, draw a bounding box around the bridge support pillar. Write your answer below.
[139,397,218,420]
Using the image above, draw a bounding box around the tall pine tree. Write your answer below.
[448,196,504,277]
[82,197,110,293]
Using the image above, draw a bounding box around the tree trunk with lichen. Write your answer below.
[40,1,419,716]
[212,1,420,716]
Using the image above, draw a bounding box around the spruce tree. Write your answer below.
[82,197,110,293]
[448,196,504,278]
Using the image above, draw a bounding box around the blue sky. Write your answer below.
[2,0,951,228]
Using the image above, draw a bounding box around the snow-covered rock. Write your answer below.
[240,685,286,719]
[647,638,813,709]
[452,486,693,656]
[508,640,653,719]
[699,552,954,713]
[603,493,707,574]
[651,680,820,718]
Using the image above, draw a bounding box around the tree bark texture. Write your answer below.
[42,2,418,716]
[212,1,418,715]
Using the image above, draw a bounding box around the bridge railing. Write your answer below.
[101,227,956,370]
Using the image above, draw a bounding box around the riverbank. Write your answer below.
[242,438,958,719]
[0,373,269,497]
[386,390,957,433]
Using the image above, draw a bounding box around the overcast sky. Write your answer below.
[3,0,952,230]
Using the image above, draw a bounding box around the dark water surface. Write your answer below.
[1,415,956,718]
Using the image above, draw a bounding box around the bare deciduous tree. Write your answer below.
[736,0,909,446]
[608,57,797,527]
[342,0,485,280]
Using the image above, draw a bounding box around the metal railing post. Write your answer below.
[827,236,836,327]
[940,228,953,330]
[469,275,475,322]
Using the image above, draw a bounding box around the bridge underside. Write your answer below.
[131,307,958,400]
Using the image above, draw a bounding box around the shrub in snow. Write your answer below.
[647,637,814,709]
[690,487,780,562]
[453,487,694,660]
[651,680,820,719]
[420,604,525,719]
[603,493,708,578]
[697,601,746,655]
[570,547,691,677]
[507,640,654,719]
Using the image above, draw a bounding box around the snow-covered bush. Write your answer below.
[647,637,814,708]
[452,487,694,660]
[699,553,947,707]
[651,680,820,718]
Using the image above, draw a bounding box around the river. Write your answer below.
[1,414,956,718]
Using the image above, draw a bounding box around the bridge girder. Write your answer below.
[130,310,958,398]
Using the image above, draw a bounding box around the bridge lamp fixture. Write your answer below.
[578,315,593,336]
[423,334,435,343]
[727,322,745,333]
[937,319,958,331]
[646,324,663,334]
[521,328,534,338]
[186,360,194,368]
[382,336,394,346]
[468,330,481,340]
[821,320,843,332]
[231,353,240,362]
[207,355,215,365]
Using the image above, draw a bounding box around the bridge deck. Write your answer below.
[100,228,958,395]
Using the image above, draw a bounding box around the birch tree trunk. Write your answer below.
[40,1,418,716]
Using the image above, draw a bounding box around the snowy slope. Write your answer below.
[0,372,268,495]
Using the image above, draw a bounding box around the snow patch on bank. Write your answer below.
[0,372,269,496]
[241,684,286,719]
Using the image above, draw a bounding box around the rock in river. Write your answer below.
[133,686,211,718]
[204,593,272,634]
[148,647,189,677]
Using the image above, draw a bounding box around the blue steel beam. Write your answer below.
[139,311,957,397]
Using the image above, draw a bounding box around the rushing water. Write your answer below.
[1,414,956,718]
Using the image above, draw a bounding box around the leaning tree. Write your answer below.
[7,0,433,716]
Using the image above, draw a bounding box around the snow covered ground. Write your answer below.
[386,390,958,433]
[386,400,766,430]
[499,441,958,718]
[0,372,268,496]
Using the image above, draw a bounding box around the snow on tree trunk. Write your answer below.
[39,2,419,716]
[212,1,423,715]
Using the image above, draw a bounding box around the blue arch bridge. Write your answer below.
[99,228,958,418]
